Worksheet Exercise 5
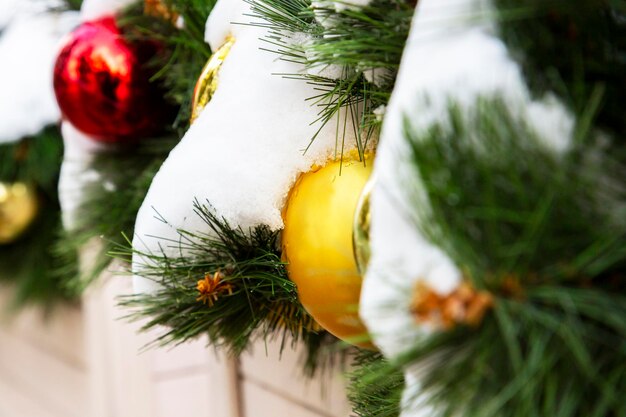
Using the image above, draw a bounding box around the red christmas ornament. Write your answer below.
[53,16,172,143]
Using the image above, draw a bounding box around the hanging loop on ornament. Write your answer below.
[353,175,375,276]
[0,181,39,245]
[190,36,235,124]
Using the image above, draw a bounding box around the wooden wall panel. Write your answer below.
[0,289,88,417]
[241,380,335,417]
[240,339,351,417]
[0,263,351,417]
[0,375,59,417]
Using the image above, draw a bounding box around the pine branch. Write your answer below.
[0,127,77,310]
[47,0,83,11]
[348,351,404,417]
[247,0,414,157]
[494,0,626,138]
[0,127,63,197]
[120,0,217,133]
[406,97,626,284]
[118,200,337,368]
[64,0,84,11]
[54,137,178,296]
[371,96,626,417]
[55,0,221,293]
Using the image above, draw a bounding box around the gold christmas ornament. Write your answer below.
[353,176,374,275]
[0,182,39,244]
[282,152,374,346]
[190,36,235,124]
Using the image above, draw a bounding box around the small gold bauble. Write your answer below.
[282,152,374,346]
[353,176,374,275]
[190,36,235,124]
[0,182,39,244]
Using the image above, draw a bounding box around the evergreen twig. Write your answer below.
[121,0,217,133]
[0,127,77,310]
[348,351,404,417]
[56,1,219,293]
[54,137,178,295]
[118,200,336,370]
[358,96,626,417]
[494,0,626,138]
[247,0,414,157]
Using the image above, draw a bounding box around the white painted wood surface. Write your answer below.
[0,264,350,417]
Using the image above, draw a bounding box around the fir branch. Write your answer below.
[0,127,77,310]
[120,0,217,133]
[247,0,414,157]
[0,126,64,197]
[118,200,335,362]
[376,96,626,417]
[299,330,350,377]
[55,137,178,296]
[348,351,404,417]
[406,97,626,284]
[493,0,626,138]
[63,0,84,11]
[55,0,221,293]
[47,0,83,11]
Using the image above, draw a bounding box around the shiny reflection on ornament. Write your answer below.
[0,182,39,244]
[190,36,235,124]
[53,16,172,142]
[282,152,374,346]
[353,176,374,276]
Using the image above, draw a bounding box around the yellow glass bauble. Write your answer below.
[353,177,374,275]
[190,36,235,124]
[0,182,39,244]
[282,152,373,346]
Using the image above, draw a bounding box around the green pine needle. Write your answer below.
[0,127,77,311]
[55,0,221,294]
[368,96,626,417]
[118,199,336,368]
[54,137,178,296]
[120,0,217,133]
[247,0,414,158]
[348,351,404,417]
[494,0,626,138]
